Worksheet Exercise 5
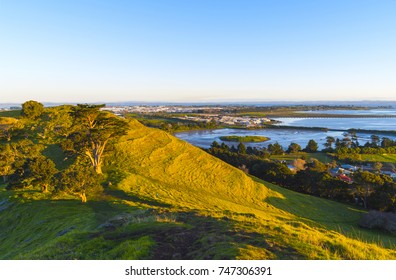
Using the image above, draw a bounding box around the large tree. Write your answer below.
[64,104,129,174]
[353,171,387,209]
[28,157,58,193]
[21,100,44,120]
[36,105,73,140]
[58,163,101,203]
[5,140,47,190]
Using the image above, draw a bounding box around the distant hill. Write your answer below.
[1,118,396,259]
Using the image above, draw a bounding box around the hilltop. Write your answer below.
[1,114,396,259]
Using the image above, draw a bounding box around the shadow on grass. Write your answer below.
[85,206,301,260]
[255,178,396,249]
[104,187,172,208]
[2,189,301,259]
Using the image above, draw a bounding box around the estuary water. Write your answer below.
[273,117,396,131]
[174,127,396,150]
[299,109,396,116]
[175,128,345,149]
[175,112,396,149]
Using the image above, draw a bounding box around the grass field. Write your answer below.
[270,152,332,163]
[358,154,396,163]
[0,110,21,118]
[1,119,396,259]
[219,135,270,142]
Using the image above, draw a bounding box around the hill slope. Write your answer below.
[1,119,396,259]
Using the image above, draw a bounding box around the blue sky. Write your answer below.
[1,0,395,103]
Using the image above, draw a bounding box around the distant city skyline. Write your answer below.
[1,0,396,103]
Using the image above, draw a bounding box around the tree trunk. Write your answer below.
[80,192,87,203]
[364,185,369,209]
[362,197,367,209]
[94,163,102,174]
[86,148,103,174]
[42,184,48,193]
[93,151,102,174]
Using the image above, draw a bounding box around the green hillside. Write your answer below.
[1,119,396,259]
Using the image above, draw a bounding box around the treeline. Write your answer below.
[133,115,219,132]
[324,133,396,152]
[0,101,129,202]
[209,138,319,158]
[207,142,396,212]
[326,134,396,163]
[216,132,396,161]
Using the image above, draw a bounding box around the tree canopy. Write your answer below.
[305,139,318,153]
[21,100,44,120]
[28,157,58,192]
[57,163,102,203]
[287,142,302,153]
[63,104,129,174]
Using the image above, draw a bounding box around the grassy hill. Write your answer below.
[1,119,396,259]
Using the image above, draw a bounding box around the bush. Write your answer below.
[359,210,396,233]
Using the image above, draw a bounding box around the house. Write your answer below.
[382,171,396,180]
[340,164,359,172]
[287,164,296,172]
[337,174,353,184]
[330,167,353,176]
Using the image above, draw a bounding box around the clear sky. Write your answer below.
[1,0,396,103]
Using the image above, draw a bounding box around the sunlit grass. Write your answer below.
[358,154,396,163]
[1,119,396,259]
[270,152,331,163]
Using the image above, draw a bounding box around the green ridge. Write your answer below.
[1,119,395,259]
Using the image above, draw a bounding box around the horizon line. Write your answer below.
[2,99,396,106]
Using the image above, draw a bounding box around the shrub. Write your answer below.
[359,210,396,233]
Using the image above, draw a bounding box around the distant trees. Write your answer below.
[370,135,380,147]
[324,136,335,151]
[211,141,220,149]
[237,142,246,154]
[21,100,44,120]
[268,142,284,155]
[372,162,383,173]
[305,139,318,153]
[62,104,129,174]
[287,143,302,153]
[381,137,396,148]
[340,137,352,148]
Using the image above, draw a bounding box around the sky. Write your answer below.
[1,0,396,103]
